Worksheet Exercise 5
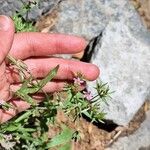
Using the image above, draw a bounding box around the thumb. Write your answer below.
[0,15,15,64]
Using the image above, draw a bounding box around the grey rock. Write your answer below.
[53,0,149,41]
[53,0,150,125]
[139,145,150,150]
[106,110,150,150]
[54,0,107,40]
[88,19,150,125]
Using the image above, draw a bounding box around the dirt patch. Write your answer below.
[131,0,150,29]
[47,100,150,150]
[35,9,58,33]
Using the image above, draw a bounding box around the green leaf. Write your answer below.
[46,126,73,149]
[18,128,36,132]
[38,65,59,90]
[13,13,36,32]
[14,65,59,106]
[15,133,35,141]
[15,91,36,105]
[17,65,59,95]
[24,65,59,94]
[58,142,72,150]
[3,123,20,132]
[14,111,33,123]
[82,111,92,119]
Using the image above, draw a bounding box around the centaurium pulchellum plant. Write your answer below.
[0,1,112,149]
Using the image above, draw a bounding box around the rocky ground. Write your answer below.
[36,0,150,33]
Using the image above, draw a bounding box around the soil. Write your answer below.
[35,1,150,149]
[50,101,150,150]
[131,0,150,29]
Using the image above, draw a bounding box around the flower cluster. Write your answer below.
[83,91,93,101]
[73,76,93,101]
[0,100,5,106]
[73,77,85,86]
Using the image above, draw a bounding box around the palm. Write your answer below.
[0,62,10,102]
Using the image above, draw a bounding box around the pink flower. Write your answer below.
[0,99,5,106]
[73,77,85,86]
[4,134,12,141]
[83,91,93,101]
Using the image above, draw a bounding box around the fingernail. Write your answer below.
[0,15,10,31]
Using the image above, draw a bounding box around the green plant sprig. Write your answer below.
[0,1,113,149]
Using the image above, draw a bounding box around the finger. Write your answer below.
[0,82,86,123]
[6,58,100,83]
[0,95,44,123]
[0,15,14,101]
[10,80,85,94]
[9,33,87,59]
[10,81,66,93]
[0,15,14,63]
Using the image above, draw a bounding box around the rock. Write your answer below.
[0,0,57,21]
[53,0,107,40]
[106,110,150,150]
[88,19,150,125]
[88,18,150,125]
[53,0,149,40]
[53,0,150,125]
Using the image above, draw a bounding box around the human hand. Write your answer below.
[0,15,100,123]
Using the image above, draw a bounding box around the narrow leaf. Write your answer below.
[4,123,19,132]
[58,142,72,150]
[46,126,73,148]
[15,111,32,123]
[38,65,59,90]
